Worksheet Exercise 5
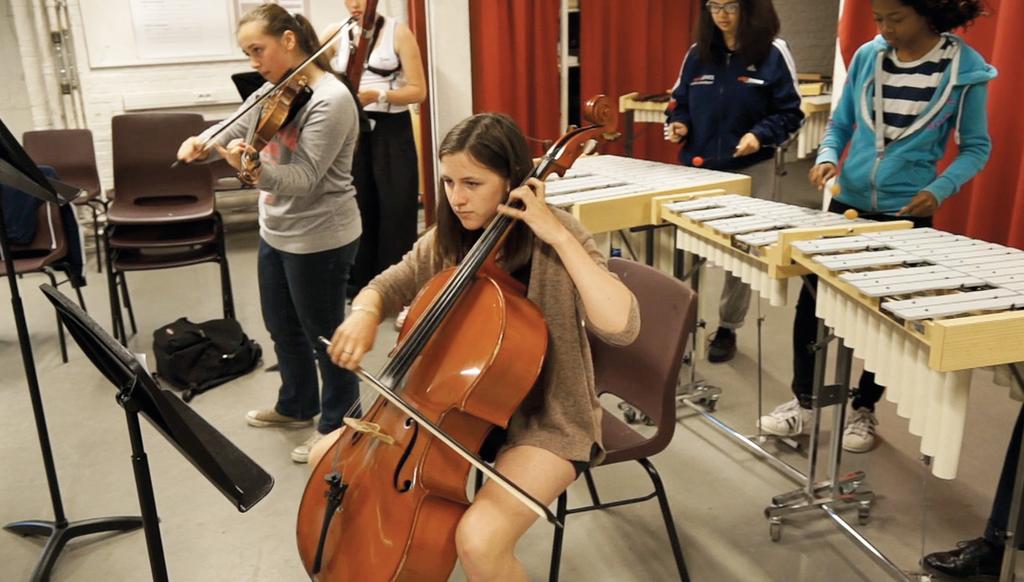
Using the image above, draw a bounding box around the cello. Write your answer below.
[296,95,617,581]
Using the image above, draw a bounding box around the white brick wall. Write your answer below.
[2,0,43,139]
[7,0,353,191]
[774,0,841,76]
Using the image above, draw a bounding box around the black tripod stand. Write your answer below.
[1,120,142,581]
[39,283,274,581]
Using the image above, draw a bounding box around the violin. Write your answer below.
[295,95,617,582]
[171,22,348,170]
[237,72,312,185]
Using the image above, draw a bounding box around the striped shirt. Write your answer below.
[879,37,955,143]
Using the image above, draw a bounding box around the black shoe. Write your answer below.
[923,537,1002,579]
[707,328,737,363]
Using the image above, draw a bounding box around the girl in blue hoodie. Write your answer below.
[761,0,995,453]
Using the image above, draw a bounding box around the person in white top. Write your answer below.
[321,0,427,299]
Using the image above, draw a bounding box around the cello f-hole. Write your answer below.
[393,422,419,492]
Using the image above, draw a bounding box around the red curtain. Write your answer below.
[407,0,434,225]
[838,1,1024,247]
[932,1,1024,247]
[837,0,876,66]
[469,1,561,156]
[580,0,698,164]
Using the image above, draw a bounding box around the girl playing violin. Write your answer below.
[176,4,362,463]
[319,113,640,581]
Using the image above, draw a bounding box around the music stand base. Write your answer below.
[5,515,143,582]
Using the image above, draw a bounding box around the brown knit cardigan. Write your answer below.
[365,208,640,464]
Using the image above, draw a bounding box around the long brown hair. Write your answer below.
[238,4,333,73]
[434,113,534,268]
[695,0,780,66]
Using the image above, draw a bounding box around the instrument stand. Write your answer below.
[36,284,273,581]
[666,249,909,580]
[672,251,805,470]
[116,377,170,582]
[1,128,144,582]
[763,320,935,582]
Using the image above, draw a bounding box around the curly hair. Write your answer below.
[895,0,987,32]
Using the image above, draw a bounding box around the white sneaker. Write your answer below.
[759,398,812,437]
[291,431,325,463]
[246,408,313,429]
[843,407,878,453]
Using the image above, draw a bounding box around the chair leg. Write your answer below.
[548,492,568,582]
[104,232,125,344]
[89,202,102,273]
[45,270,68,363]
[638,458,690,582]
[119,272,137,336]
[74,283,87,311]
[582,469,602,506]
[216,217,235,319]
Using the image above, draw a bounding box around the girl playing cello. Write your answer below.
[318,112,639,580]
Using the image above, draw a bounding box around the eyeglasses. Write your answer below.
[705,1,740,15]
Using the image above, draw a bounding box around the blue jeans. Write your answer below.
[258,239,360,434]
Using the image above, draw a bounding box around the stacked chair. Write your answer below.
[105,113,234,344]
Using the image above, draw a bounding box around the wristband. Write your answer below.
[351,304,381,318]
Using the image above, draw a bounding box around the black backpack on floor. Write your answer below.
[153,317,262,402]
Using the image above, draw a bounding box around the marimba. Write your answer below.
[656,192,914,306]
[544,155,750,234]
[792,228,1024,479]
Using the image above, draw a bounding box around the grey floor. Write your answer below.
[2,159,1021,581]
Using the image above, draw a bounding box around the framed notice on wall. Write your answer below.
[236,0,310,19]
[80,0,242,68]
[129,0,234,60]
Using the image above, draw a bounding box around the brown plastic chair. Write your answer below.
[108,113,215,224]
[105,113,234,344]
[22,129,106,272]
[1,201,87,362]
[548,258,697,582]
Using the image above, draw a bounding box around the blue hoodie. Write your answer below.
[667,39,804,171]
[817,34,997,213]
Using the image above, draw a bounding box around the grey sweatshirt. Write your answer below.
[200,73,361,254]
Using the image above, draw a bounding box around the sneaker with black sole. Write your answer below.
[707,327,737,363]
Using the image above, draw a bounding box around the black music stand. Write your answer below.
[231,71,265,101]
[39,283,274,581]
[0,118,146,582]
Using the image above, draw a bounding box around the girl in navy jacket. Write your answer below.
[665,0,803,362]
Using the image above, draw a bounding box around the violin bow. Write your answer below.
[171,18,354,168]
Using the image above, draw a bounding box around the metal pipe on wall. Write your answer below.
[43,0,86,128]
[20,0,65,127]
